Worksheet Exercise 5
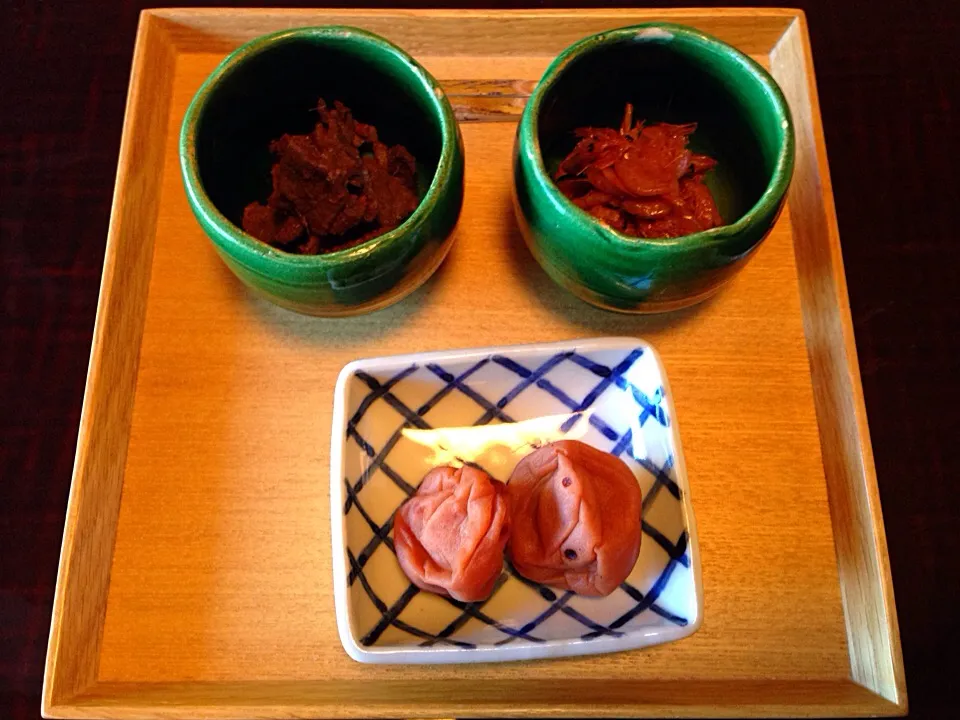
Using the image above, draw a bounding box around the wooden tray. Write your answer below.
[43,8,906,718]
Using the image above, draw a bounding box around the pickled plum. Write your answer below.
[506,440,642,597]
[393,465,509,602]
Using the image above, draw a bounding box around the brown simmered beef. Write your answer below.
[242,100,419,254]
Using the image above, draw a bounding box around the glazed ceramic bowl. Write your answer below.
[514,23,795,313]
[180,27,464,316]
[331,337,701,663]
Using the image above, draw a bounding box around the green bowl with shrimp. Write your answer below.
[513,22,795,313]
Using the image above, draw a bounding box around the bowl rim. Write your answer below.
[179,26,459,270]
[518,22,796,251]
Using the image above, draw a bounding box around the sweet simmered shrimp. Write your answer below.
[554,103,723,238]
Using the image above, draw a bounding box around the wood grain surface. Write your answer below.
[41,11,177,710]
[39,8,905,719]
[770,18,906,709]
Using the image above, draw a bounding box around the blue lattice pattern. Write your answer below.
[335,341,700,660]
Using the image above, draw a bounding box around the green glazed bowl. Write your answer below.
[514,23,795,313]
[180,27,464,316]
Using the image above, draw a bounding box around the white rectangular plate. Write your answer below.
[330,337,702,664]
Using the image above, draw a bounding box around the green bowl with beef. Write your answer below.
[180,27,464,316]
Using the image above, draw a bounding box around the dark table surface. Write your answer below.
[2,1,957,718]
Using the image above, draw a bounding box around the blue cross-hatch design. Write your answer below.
[343,349,689,649]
